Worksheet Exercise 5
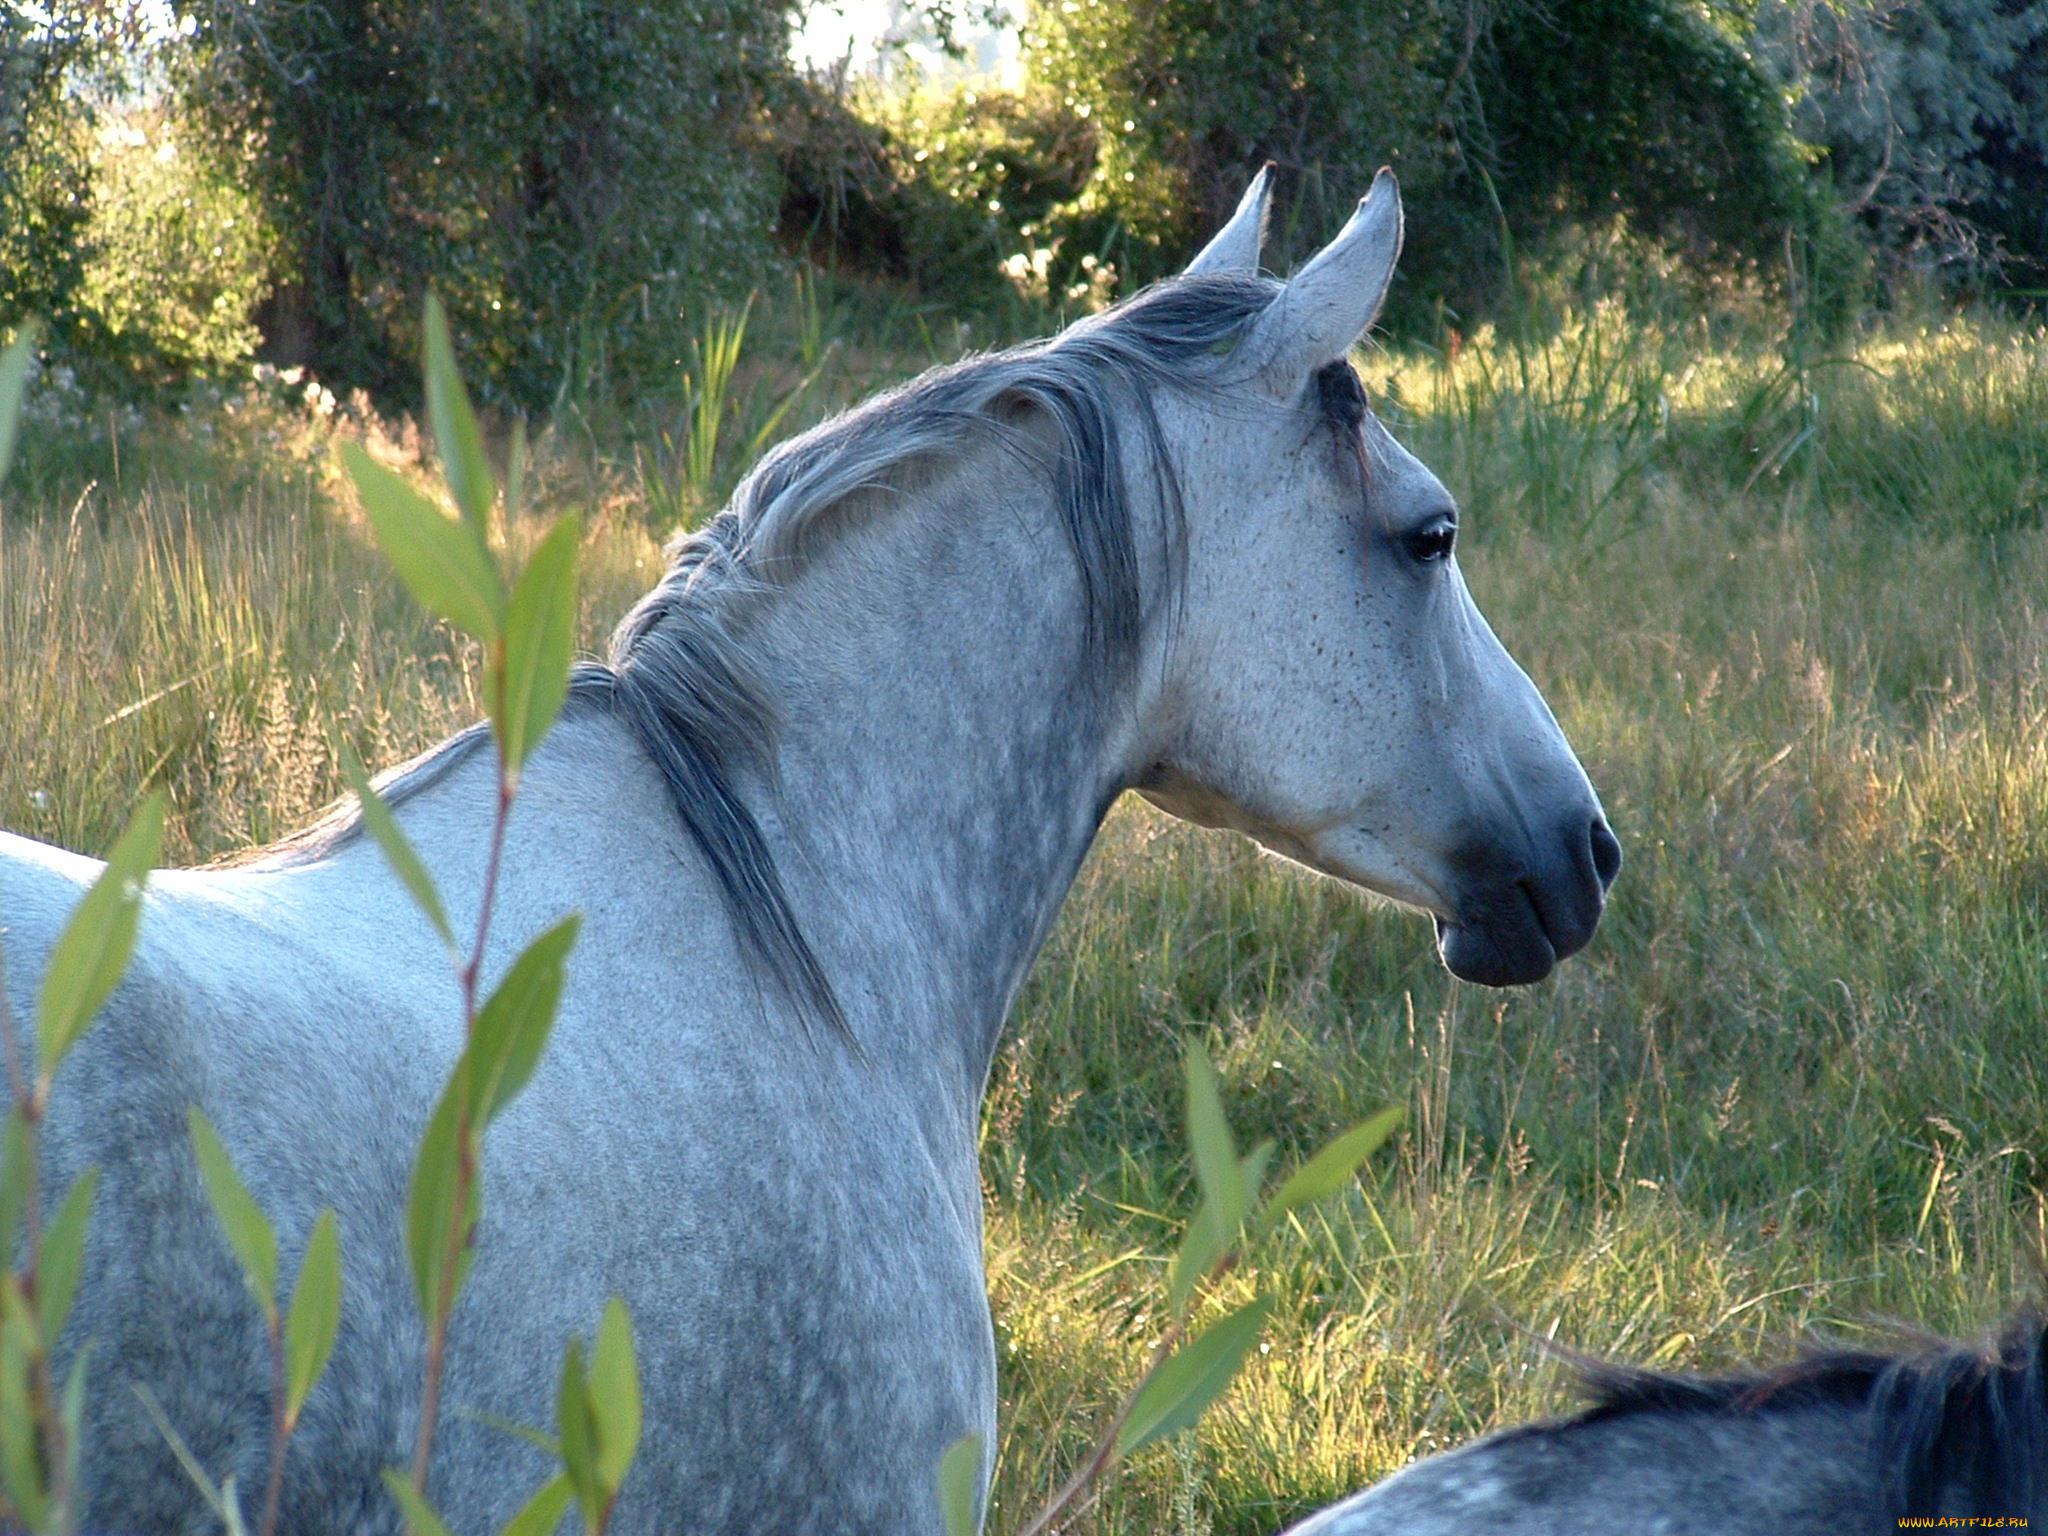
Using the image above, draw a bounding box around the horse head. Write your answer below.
[1136,169,1621,985]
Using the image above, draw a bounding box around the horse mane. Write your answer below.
[267,272,1383,1036]
[1571,1311,2048,1519]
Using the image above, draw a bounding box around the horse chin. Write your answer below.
[1433,913,1558,987]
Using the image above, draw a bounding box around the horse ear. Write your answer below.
[1184,166,1274,276]
[1243,168,1402,389]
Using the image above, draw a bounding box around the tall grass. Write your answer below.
[3,294,2045,1532]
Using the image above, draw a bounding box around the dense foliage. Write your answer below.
[1761,0,2048,295]
[73,111,273,384]
[6,0,2047,405]
[1021,0,1465,291]
[776,75,1102,308]
[170,0,798,408]
[0,3,139,351]
[1020,0,1836,319]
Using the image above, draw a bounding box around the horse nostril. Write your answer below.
[1589,816,1622,890]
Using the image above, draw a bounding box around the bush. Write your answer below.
[1022,0,1462,290]
[0,9,103,344]
[776,71,1105,310]
[72,109,274,387]
[1759,0,2048,299]
[1480,2,1825,268]
[173,0,800,411]
[1022,0,1844,326]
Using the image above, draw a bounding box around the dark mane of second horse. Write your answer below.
[1571,1311,2048,1520]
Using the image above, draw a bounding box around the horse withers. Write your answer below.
[1281,1312,2048,1535]
[0,170,1617,1532]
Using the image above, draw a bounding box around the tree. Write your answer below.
[1760,0,2048,295]
[1024,0,1836,320]
[175,0,802,408]
[0,2,145,341]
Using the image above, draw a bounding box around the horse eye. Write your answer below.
[1405,521,1456,564]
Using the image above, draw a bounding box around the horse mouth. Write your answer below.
[1433,913,1558,987]
[1430,814,1620,986]
[1432,879,1610,983]
[1432,863,1606,986]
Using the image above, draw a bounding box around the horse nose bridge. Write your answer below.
[1445,592,1591,788]
[1457,712,1600,850]
[1457,666,1620,903]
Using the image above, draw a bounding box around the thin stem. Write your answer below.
[458,776,516,1016]
[1014,1317,1188,1536]
[0,954,41,1294]
[1016,1247,1241,1536]
[409,759,516,1495]
[258,1313,286,1536]
[408,1122,475,1491]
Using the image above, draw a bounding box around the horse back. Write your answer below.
[2,827,447,1530]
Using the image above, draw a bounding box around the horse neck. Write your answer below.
[717,455,1156,1102]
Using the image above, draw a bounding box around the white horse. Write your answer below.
[0,171,1618,1533]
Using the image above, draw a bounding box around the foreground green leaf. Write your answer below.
[1239,1138,1276,1210]
[1116,1295,1272,1456]
[1183,1045,1246,1238]
[1167,1198,1227,1317]
[382,1469,456,1536]
[422,295,497,542]
[936,1432,983,1536]
[341,442,503,644]
[37,792,165,1085]
[338,743,454,950]
[405,1078,479,1327]
[0,1291,46,1531]
[284,1209,343,1424]
[0,1114,28,1278]
[495,513,581,778]
[38,1166,99,1345]
[499,1474,573,1536]
[188,1109,278,1320]
[1260,1106,1404,1235]
[465,916,581,1127]
[556,1336,600,1531]
[0,322,38,488]
[589,1297,641,1497]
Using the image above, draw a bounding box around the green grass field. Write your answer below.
[4,290,2046,1533]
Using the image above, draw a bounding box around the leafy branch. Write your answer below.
[339,297,639,1535]
[940,1042,1402,1536]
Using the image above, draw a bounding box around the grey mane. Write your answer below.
[1570,1311,2048,1520]
[274,272,1338,1033]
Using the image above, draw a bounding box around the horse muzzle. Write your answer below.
[1434,811,1621,986]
